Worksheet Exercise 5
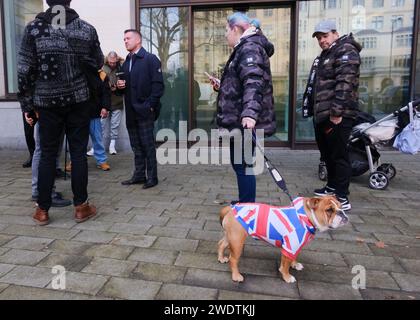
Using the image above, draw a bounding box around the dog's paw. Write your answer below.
[218,257,229,264]
[283,275,296,284]
[292,262,304,271]
[232,273,244,283]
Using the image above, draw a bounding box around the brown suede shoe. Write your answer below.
[33,207,49,226]
[74,202,97,223]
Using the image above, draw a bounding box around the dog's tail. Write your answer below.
[219,206,231,226]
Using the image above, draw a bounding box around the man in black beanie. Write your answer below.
[18,0,104,225]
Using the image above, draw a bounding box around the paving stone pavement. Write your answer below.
[0,150,420,300]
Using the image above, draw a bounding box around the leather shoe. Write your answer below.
[22,155,33,168]
[33,207,49,226]
[121,178,146,186]
[143,179,158,189]
[74,202,97,223]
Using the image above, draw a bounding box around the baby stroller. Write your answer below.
[318,99,420,190]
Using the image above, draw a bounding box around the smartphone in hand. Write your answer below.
[204,72,220,86]
[116,72,125,81]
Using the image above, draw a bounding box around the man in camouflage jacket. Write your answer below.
[302,20,362,211]
[215,12,276,204]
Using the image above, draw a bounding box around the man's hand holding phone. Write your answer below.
[117,80,126,90]
[116,72,126,90]
[205,72,220,92]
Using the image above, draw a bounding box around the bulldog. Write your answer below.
[218,196,348,283]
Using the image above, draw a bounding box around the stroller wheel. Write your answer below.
[318,162,328,181]
[369,172,389,190]
[377,164,397,180]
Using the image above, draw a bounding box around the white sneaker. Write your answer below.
[86,148,94,157]
[109,140,117,155]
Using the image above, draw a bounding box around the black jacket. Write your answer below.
[121,47,164,121]
[89,72,111,119]
[216,29,276,136]
[17,7,104,112]
[302,34,362,124]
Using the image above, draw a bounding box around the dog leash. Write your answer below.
[251,130,294,204]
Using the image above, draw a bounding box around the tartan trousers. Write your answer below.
[126,118,157,181]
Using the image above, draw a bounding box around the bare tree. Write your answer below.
[141,8,220,71]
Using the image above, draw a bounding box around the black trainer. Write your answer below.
[32,192,72,208]
[337,196,352,211]
[314,185,336,197]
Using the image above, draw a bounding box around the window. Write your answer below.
[328,0,337,9]
[353,16,365,30]
[361,56,376,68]
[360,37,377,49]
[352,0,365,7]
[247,10,256,18]
[393,55,411,68]
[372,0,384,8]
[2,0,43,95]
[371,16,384,30]
[222,44,230,56]
[392,0,405,7]
[299,19,308,33]
[263,9,273,17]
[396,34,412,47]
[360,80,369,88]
[299,2,308,12]
[391,16,403,29]
[140,7,189,134]
[298,40,307,50]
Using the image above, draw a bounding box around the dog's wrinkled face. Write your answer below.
[307,196,349,232]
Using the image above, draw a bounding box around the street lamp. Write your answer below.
[389,17,403,80]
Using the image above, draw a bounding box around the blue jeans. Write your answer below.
[32,123,63,197]
[230,135,256,203]
[90,118,107,165]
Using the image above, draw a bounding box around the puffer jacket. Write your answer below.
[17,7,104,113]
[216,30,276,136]
[302,33,362,124]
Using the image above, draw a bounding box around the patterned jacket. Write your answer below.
[302,34,362,124]
[17,7,104,113]
[216,30,276,136]
[232,198,316,260]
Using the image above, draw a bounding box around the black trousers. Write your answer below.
[23,113,35,156]
[37,102,90,211]
[315,118,353,197]
[126,117,157,181]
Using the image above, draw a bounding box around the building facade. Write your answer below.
[1,0,419,149]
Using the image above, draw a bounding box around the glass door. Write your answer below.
[192,6,291,143]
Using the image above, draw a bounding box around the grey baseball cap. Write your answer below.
[312,20,337,38]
